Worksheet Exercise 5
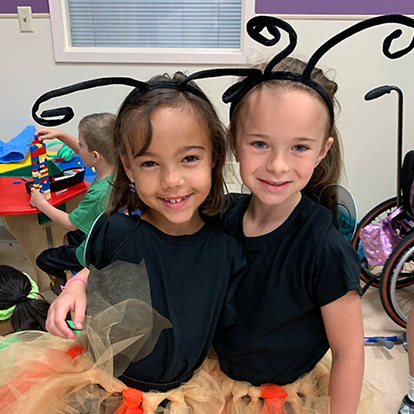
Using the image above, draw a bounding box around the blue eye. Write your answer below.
[253,141,268,149]
[293,145,308,152]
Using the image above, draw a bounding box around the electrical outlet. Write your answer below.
[18,6,33,33]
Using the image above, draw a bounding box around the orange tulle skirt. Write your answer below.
[0,287,382,414]
[0,332,383,414]
[0,298,226,414]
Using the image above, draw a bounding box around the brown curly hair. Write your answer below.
[107,72,227,216]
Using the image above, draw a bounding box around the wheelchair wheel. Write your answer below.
[351,197,398,288]
[379,232,414,328]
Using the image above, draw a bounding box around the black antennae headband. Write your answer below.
[32,76,225,127]
[32,14,414,128]
[222,14,414,123]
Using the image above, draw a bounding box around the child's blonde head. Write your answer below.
[229,57,342,202]
[78,112,116,166]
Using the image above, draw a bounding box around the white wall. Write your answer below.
[1,14,414,218]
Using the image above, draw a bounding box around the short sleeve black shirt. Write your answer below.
[86,213,246,385]
[213,193,361,386]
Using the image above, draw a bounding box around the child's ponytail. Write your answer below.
[0,266,50,332]
[12,295,50,332]
[305,125,343,203]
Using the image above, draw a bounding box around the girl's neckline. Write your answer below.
[137,215,211,246]
[237,194,309,249]
[243,192,302,237]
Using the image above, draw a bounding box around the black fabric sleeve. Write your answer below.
[202,193,247,231]
[312,226,362,307]
[84,213,139,269]
[84,213,110,268]
[218,236,247,326]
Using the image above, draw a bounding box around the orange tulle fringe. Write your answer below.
[0,345,86,408]
[0,291,383,414]
[115,388,144,414]
[260,384,288,414]
[0,337,225,414]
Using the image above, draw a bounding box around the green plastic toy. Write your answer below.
[46,143,75,162]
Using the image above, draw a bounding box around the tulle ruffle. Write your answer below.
[203,351,383,414]
[0,296,170,414]
[0,258,382,414]
[0,300,227,414]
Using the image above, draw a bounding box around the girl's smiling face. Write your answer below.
[234,87,333,211]
[122,104,213,235]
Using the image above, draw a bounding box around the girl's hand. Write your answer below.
[35,127,63,142]
[46,279,87,339]
[29,188,47,209]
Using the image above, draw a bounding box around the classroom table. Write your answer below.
[0,176,90,292]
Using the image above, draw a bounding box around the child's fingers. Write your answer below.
[55,299,78,339]
[29,193,37,207]
[46,300,77,339]
[30,188,45,200]
[50,312,76,339]
[35,128,47,138]
[29,189,41,207]
[72,296,86,330]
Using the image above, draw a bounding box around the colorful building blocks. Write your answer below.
[30,138,51,199]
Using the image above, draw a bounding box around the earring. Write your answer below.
[129,182,136,192]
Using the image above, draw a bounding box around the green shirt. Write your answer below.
[68,175,112,266]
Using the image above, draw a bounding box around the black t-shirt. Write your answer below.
[86,213,246,385]
[213,193,361,386]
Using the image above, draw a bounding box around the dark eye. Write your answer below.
[183,155,199,163]
[253,141,267,149]
[141,160,157,167]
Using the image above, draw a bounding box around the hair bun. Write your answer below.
[16,294,27,304]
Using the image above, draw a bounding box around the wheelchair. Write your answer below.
[351,85,414,328]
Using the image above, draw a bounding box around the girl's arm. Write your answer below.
[321,290,364,414]
[46,267,89,339]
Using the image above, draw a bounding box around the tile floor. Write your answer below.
[0,229,409,413]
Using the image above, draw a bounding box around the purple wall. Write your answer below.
[0,0,49,14]
[256,0,414,15]
[3,1,413,17]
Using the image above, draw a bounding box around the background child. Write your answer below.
[18,72,245,413]
[211,57,370,414]
[31,113,116,294]
[0,265,49,336]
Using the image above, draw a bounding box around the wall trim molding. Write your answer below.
[0,13,49,18]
